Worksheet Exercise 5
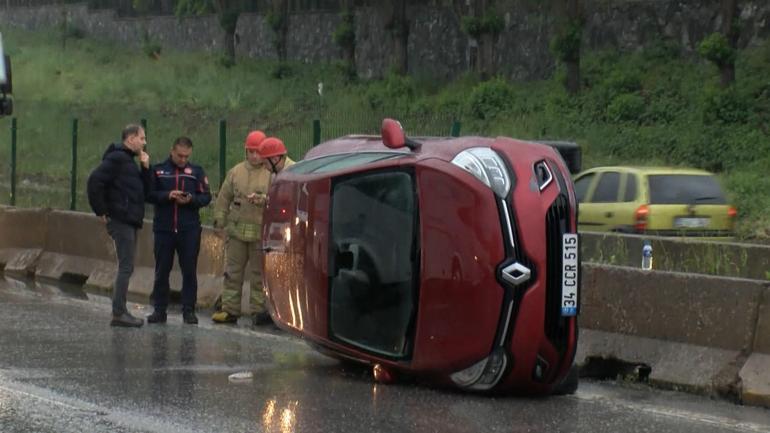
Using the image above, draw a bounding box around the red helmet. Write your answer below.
[258,137,287,158]
[244,130,266,150]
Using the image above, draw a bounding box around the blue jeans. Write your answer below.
[106,220,138,315]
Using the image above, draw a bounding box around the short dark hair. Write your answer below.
[122,124,144,141]
[173,136,193,149]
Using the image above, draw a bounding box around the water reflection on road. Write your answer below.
[0,276,769,433]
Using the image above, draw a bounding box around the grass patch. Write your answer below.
[2,26,769,239]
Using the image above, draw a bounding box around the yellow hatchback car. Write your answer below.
[573,167,737,237]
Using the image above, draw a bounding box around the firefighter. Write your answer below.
[211,130,274,326]
[258,137,295,174]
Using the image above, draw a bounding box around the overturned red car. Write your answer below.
[261,119,580,394]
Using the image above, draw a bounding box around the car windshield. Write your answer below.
[328,170,418,358]
[648,174,727,204]
[288,152,406,174]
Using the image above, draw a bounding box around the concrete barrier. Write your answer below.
[0,206,225,307]
[580,231,770,280]
[4,206,770,407]
[740,286,770,407]
[578,263,770,405]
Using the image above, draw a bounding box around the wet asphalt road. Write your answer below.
[1,278,770,433]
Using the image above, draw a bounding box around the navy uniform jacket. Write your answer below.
[146,157,212,232]
[87,143,148,228]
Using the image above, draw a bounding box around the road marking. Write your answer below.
[575,389,769,433]
[0,374,206,433]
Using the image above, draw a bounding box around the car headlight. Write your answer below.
[449,348,508,390]
[451,148,511,198]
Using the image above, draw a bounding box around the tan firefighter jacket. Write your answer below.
[214,161,272,242]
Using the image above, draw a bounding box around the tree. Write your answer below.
[549,0,583,94]
[332,3,357,81]
[175,0,245,66]
[267,0,289,64]
[719,0,740,87]
[698,0,740,87]
[372,0,409,76]
[451,0,503,79]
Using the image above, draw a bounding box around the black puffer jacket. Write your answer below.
[87,143,148,228]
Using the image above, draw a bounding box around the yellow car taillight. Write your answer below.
[634,204,649,232]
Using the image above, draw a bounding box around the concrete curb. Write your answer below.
[576,328,744,396]
[580,263,770,407]
[0,206,225,307]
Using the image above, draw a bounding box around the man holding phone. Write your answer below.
[145,136,211,324]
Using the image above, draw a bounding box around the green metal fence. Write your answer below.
[0,110,461,216]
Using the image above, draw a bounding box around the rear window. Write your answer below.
[648,175,727,204]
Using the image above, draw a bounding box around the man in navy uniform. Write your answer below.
[145,136,211,324]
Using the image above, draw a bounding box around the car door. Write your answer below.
[579,171,624,231]
[613,171,641,232]
[574,171,599,231]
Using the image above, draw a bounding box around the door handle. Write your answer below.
[604,211,614,218]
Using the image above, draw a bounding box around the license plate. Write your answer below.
[561,233,579,317]
[674,217,709,228]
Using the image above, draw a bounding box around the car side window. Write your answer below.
[573,173,594,202]
[624,174,638,202]
[592,172,620,203]
[328,170,417,358]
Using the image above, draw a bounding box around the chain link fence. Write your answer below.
[0,106,458,217]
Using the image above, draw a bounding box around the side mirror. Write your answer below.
[381,118,406,149]
[381,118,420,151]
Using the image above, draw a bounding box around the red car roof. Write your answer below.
[304,135,555,163]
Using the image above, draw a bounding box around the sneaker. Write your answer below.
[252,311,273,327]
[183,311,198,325]
[110,312,144,328]
[211,310,238,324]
[146,310,167,324]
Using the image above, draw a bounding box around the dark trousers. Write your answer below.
[151,228,202,313]
[106,219,138,316]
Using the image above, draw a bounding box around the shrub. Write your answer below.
[467,77,515,120]
[61,23,85,40]
[550,20,582,62]
[642,38,681,62]
[605,68,642,95]
[364,73,416,112]
[140,29,161,59]
[332,11,355,51]
[606,94,645,123]
[702,87,750,124]
[461,12,504,39]
[271,63,293,79]
[698,32,737,67]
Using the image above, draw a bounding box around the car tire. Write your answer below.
[539,141,581,174]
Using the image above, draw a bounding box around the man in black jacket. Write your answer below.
[144,136,211,325]
[87,124,150,327]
